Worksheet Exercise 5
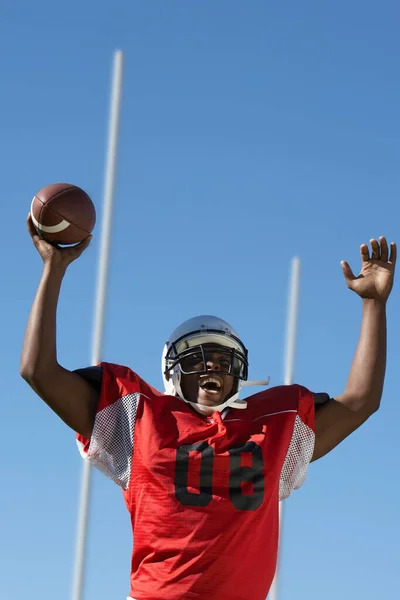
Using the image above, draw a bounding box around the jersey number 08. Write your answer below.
[174,441,264,511]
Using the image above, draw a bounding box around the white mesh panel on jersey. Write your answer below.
[279,414,315,501]
[77,393,139,490]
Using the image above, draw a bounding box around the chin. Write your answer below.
[197,393,223,406]
[197,401,218,409]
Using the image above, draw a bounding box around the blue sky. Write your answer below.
[1,1,399,599]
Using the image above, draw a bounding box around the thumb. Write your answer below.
[341,260,356,283]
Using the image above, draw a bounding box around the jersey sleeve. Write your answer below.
[279,386,325,500]
[75,363,141,490]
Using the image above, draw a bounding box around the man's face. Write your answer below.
[179,346,236,409]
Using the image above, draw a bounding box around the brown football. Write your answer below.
[30,183,96,245]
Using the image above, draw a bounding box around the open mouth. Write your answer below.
[198,376,223,395]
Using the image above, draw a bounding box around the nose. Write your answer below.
[207,359,220,371]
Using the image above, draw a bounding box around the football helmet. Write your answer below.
[162,315,268,414]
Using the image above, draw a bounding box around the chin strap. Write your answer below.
[241,378,271,387]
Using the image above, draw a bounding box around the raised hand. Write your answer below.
[27,214,92,270]
[341,237,396,303]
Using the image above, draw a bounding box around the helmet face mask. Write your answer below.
[165,343,248,381]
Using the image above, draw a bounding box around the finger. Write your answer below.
[70,235,92,256]
[370,239,380,260]
[389,242,397,265]
[360,244,370,262]
[379,236,388,262]
[341,260,356,282]
[26,213,41,242]
[78,234,92,250]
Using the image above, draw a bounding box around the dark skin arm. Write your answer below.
[313,237,396,461]
[20,216,99,438]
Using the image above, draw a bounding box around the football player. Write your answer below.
[21,215,396,600]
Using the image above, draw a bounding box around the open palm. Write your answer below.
[342,237,396,302]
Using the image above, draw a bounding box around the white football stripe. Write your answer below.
[30,198,70,233]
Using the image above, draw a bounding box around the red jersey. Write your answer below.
[76,362,317,600]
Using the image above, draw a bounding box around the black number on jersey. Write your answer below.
[175,441,264,511]
[175,442,214,506]
[228,441,264,510]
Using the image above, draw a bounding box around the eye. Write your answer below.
[182,353,204,371]
[191,354,203,363]
[219,359,231,369]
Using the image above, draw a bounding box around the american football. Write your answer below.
[30,183,96,245]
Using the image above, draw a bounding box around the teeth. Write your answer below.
[200,377,222,389]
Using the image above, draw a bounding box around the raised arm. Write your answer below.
[313,237,396,461]
[20,215,99,438]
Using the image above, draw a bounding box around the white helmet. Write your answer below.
[162,315,266,415]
